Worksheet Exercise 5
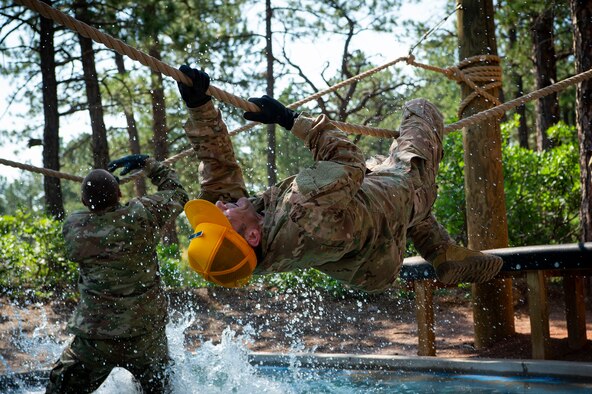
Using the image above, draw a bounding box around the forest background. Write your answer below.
[0,0,585,300]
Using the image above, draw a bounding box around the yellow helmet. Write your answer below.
[184,199,257,288]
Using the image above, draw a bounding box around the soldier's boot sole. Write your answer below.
[435,253,503,285]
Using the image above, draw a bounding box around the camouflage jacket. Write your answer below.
[63,159,189,338]
[184,103,416,292]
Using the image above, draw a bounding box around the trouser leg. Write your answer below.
[408,213,454,261]
[123,326,172,394]
[394,100,503,284]
[45,337,112,394]
[391,99,445,225]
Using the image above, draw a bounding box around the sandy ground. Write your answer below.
[1,281,592,374]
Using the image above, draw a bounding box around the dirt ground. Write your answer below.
[1,280,592,374]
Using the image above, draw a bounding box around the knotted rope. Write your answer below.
[407,54,503,117]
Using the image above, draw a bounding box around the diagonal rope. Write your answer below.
[229,56,410,136]
[444,65,592,133]
[14,0,397,139]
[0,158,83,182]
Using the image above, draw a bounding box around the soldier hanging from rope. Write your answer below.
[177,65,503,291]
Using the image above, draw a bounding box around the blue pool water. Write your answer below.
[257,366,592,393]
[3,366,591,393]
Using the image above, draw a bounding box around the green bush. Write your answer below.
[502,120,580,245]
[433,115,580,247]
[0,210,77,300]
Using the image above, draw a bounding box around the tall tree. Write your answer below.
[39,0,65,219]
[457,0,515,349]
[114,52,146,196]
[75,0,110,168]
[531,6,560,151]
[507,24,529,148]
[264,0,277,186]
[571,0,592,350]
[572,1,592,242]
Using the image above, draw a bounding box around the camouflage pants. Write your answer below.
[46,326,171,394]
[387,98,454,258]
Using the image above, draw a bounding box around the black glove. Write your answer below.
[243,95,299,130]
[177,65,211,108]
[107,154,149,176]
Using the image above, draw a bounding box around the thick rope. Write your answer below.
[0,158,83,182]
[407,54,503,115]
[229,56,410,136]
[7,0,592,182]
[444,65,592,133]
[15,0,396,139]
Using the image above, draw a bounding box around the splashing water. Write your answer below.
[1,305,294,394]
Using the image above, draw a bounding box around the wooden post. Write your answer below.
[526,271,550,359]
[414,280,436,356]
[456,0,515,348]
[563,274,588,349]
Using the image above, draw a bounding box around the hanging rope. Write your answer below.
[14,0,397,139]
[229,56,410,136]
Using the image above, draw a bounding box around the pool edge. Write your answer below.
[248,352,592,381]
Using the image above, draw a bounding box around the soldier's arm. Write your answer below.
[183,101,249,203]
[289,114,366,217]
[141,158,189,227]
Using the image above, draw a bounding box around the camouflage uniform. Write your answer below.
[46,159,188,394]
[184,99,452,292]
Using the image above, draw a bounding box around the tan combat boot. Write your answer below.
[430,244,503,285]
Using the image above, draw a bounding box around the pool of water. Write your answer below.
[2,305,591,393]
[257,366,592,393]
[3,365,592,394]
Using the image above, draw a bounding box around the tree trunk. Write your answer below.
[572,1,592,242]
[39,0,64,220]
[265,0,277,186]
[573,0,592,291]
[457,0,515,348]
[508,25,529,149]
[531,7,560,151]
[148,45,178,246]
[75,0,109,169]
[115,53,146,197]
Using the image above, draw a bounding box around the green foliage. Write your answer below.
[502,120,580,245]
[0,210,77,300]
[433,116,580,247]
[432,130,467,245]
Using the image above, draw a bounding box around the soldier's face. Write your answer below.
[215,197,258,235]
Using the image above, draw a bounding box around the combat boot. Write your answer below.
[430,244,503,285]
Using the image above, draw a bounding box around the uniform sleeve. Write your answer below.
[183,102,249,203]
[288,114,366,238]
[141,158,189,228]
